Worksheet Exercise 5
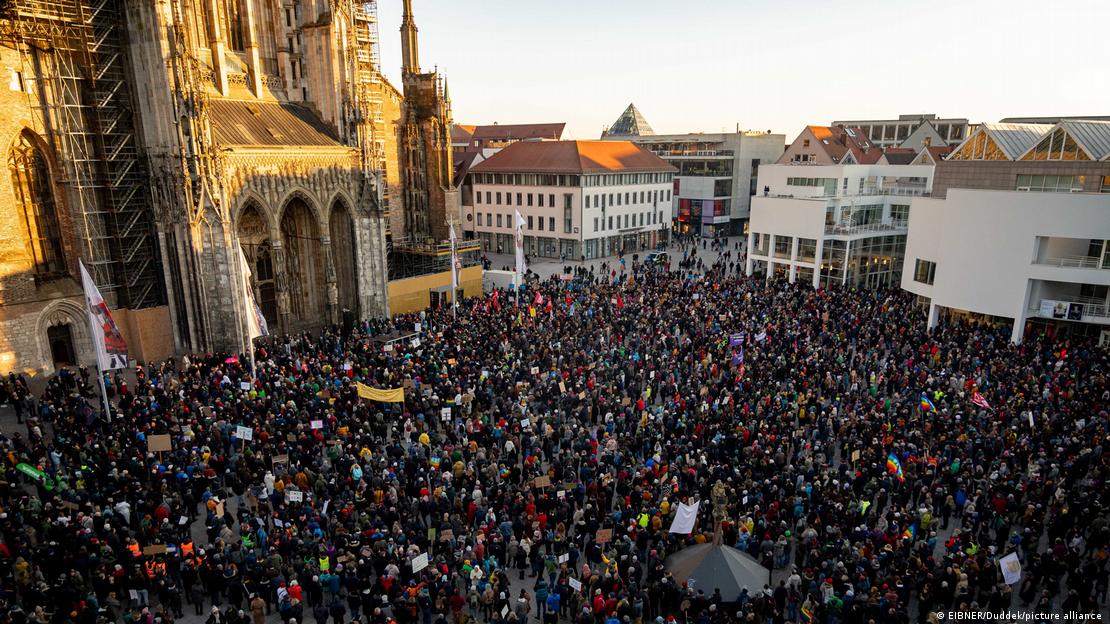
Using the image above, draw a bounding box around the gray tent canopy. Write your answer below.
[664,544,770,602]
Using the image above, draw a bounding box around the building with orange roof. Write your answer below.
[465,141,676,259]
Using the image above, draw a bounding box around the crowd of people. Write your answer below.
[0,242,1107,624]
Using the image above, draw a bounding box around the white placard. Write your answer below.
[521,418,530,428]
[286,490,303,502]
[240,381,252,391]
[411,552,429,573]
[415,322,422,333]
[557,490,565,499]
[557,553,568,563]
[411,338,421,348]
[236,425,254,441]
[568,578,582,591]
[530,366,539,375]
[668,501,700,534]
[441,407,452,421]
[383,344,394,352]
[310,420,324,430]
[1000,552,1022,585]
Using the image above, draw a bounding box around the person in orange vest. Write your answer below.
[145,558,166,580]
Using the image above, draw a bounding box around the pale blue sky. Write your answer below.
[377,0,1108,140]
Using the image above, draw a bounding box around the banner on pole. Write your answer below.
[79,261,128,370]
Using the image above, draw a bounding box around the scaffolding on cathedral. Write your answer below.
[0,0,164,309]
[388,236,481,281]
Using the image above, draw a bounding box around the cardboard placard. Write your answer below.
[427,527,437,541]
[447,358,457,366]
[235,425,254,441]
[462,393,474,404]
[559,381,566,393]
[533,475,552,488]
[61,500,80,510]
[143,544,167,556]
[595,528,613,544]
[578,392,586,400]
[215,501,225,517]
[148,434,172,453]
[272,454,289,467]
[851,450,861,463]
[287,433,298,442]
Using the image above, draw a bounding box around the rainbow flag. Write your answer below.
[902,523,916,540]
[800,605,814,624]
[886,453,904,482]
[920,393,936,412]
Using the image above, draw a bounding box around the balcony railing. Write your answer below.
[824,221,909,236]
[655,150,733,158]
[1032,301,1110,322]
[1036,255,1108,269]
[858,186,930,197]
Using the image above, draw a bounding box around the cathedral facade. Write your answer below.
[0,0,403,373]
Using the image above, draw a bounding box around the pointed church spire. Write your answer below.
[400,0,420,75]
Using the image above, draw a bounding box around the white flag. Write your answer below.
[79,261,128,370]
[238,245,267,339]
[514,209,527,286]
[999,552,1022,585]
[448,222,460,306]
[668,501,700,534]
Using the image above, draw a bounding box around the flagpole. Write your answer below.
[96,364,112,423]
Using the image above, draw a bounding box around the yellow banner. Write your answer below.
[356,383,405,403]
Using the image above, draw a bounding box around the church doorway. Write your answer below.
[329,199,359,315]
[48,323,75,369]
[237,203,277,329]
[281,198,326,331]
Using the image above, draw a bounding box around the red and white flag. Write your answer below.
[79,261,129,370]
[971,391,992,410]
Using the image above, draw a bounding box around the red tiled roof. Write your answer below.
[452,124,477,143]
[470,140,676,174]
[471,123,566,142]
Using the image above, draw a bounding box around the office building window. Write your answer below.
[913,259,936,285]
[476,213,482,226]
[496,214,503,227]
[585,195,590,209]
[548,217,554,231]
[506,192,513,206]
[1015,174,1085,193]
[564,194,573,233]
[608,216,613,229]
[527,215,533,230]
[623,214,629,228]
[527,193,533,206]
[549,194,554,207]
[538,217,544,231]
[487,213,492,226]
[593,217,599,232]
[486,192,491,204]
[495,192,502,205]
[516,193,522,205]
[476,192,482,205]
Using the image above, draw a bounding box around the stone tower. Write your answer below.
[395,0,458,243]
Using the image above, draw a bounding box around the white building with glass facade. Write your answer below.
[901,119,1110,344]
[464,140,675,260]
[746,161,934,288]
